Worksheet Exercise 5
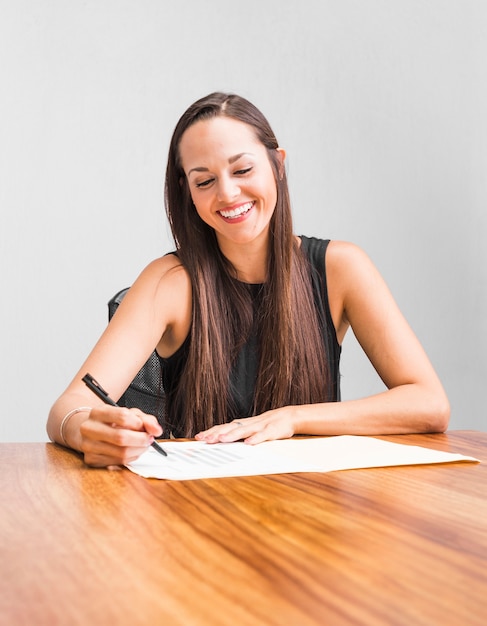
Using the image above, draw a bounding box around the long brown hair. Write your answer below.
[165,93,329,436]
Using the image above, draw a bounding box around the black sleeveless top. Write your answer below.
[158,236,341,434]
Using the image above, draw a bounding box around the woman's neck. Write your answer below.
[217,235,269,284]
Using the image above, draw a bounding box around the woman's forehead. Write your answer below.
[179,117,262,165]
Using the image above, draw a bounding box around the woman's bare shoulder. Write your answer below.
[326,240,370,270]
[115,253,191,332]
[132,253,191,295]
[325,240,375,297]
[140,252,185,277]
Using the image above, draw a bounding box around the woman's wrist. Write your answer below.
[59,407,91,449]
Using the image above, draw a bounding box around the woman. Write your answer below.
[47,92,450,467]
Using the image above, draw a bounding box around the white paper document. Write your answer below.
[126,435,479,481]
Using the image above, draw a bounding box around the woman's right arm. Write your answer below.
[47,254,192,467]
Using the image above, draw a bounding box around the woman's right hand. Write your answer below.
[79,406,163,468]
[46,254,190,466]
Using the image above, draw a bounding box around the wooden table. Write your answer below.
[0,431,486,626]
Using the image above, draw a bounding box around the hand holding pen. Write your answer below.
[82,373,167,457]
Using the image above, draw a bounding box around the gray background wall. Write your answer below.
[1,0,485,442]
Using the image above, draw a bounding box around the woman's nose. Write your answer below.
[217,176,240,203]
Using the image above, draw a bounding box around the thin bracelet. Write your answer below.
[59,407,91,447]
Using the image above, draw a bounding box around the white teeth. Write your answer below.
[219,201,254,219]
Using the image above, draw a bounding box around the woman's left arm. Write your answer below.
[197,241,450,444]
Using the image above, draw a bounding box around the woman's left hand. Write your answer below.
[195,408,295,445]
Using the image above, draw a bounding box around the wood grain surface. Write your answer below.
[0,431,486,625]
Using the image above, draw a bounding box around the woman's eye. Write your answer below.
[195,178,214,188]
[235,167,252,176]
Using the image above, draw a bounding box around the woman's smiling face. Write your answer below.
[179,116,285,251]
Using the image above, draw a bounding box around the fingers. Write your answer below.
[195,411,295,445]
[195,419,250,443]
[80,406,163,467]
[89,406,147,431]
[89,406,162,437]
[196,417,269,444]
[141,413,163,437]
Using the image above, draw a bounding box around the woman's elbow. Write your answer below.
[425,389,451,433]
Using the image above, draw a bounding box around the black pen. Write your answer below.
[82,373,167,457]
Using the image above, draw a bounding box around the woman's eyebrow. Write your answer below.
[228,152,254,164]
[187,152,255,176]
